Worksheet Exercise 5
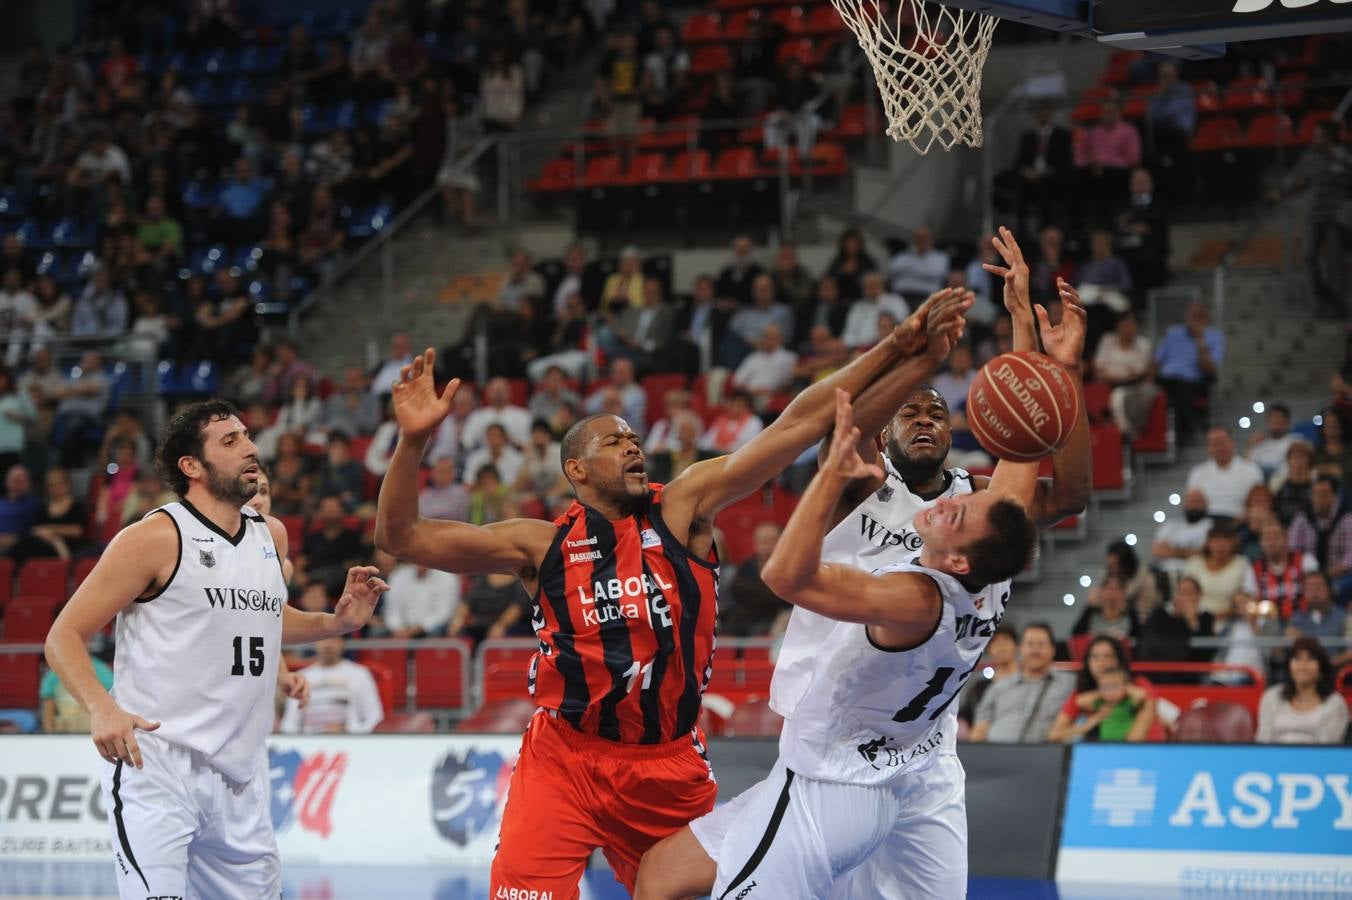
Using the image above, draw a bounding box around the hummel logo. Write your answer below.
[734,881,758,899]
[191,536,215,543]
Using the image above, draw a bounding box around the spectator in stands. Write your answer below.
[1312,408,1350,480]
[1250,519,1319,620]
[1146,62,1195,184]
[135,194,182,269]
[602,245,646,311]
[1186,426,1264,522]
[793,323,849,385]
[1104,538,1162,619]
[1009,101,1073,233]
[1287,570,1346,640]
[599,276,676,373]
[1155,301,1224,446]
[763,57,820,158]
[1246,403,1297,478]
[527,290,591,383]
[1272,440,1316,525]
[699,389,764,455]
[498,249,546,314]
[1074,99,1141,224]
[481,45,526,136]
[272,374,323,441]
[528,366,581,426]
[378,552,461,639]
[1071,574,1140,642]
[65,129,131,203]
[734,16,779,113]
[41,653,114,734]
[0,464,38,553]
[550,243,588,317]
[957,624,1018,731]
[1093,310,1158,440]
[370,332,414,402]
[597,31,644,160]
[976,314,1015,366]
[321,366,380,439]
[461,377,532,451]
[584,358,646,430]
[825,228,877,302]
[732,324,797,413]
[0,268,38,366]
[193,271,252,361]
[298,183,346,283]
[1076,230,1132,350]
[0,367,33,475]
[466,464,510,525]
[771,245,814,324]
[1184,523,1252,622]
[641,24,689,121]
[728,275,795,361]
[299,494,363,594]
[452,571,532,645]
[644,390,694,456]
[425,386,476,465]
[280,636,384,735]
[51,350,108,467]
[215,156,269,244]
[647,410,706,483]
[1275,121,1350,320]
[118,466,175,529]
[268,432,313,515]
[1030,226,1075,305]
[463,423,525,489]
[1237,485,1277,562]
[419,455,470,522]
[1287,475,1352,602]
[1137,575,1215,662]
[716,235,764,307]
[841,272,909,349]
[887,226,949,303]
[932,341,977,411]
[8,465,87,564]
[1049,636,1157,743]
[1256,635,1348,744]
[514,419,569,506]
[312,432,365,514]
[720,522,791,637]
[308,129,356,190]
[970,623,1076,743]
[1115,167,1170,295]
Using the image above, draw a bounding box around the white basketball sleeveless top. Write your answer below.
[778,562,1010,786]
[771,459,973,718]
[111,501,287,783]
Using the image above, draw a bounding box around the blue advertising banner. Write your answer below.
[1058,744,1352,893]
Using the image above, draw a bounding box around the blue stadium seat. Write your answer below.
[0,190,30,220]
[191,77,223,107]
[347,204,392,239]
[197,244,230,274]
[240,45,282,75]
[181,180,221,211]
[333,100,358,131]
[234,245,264,272]
[51,217,98,250]
[225,77,256,106]
[15,219,54,251]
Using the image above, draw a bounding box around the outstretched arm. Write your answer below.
[980,230,1091,524]
[668,291,971,523]
[759,391,943,647]
[373,350,555,577]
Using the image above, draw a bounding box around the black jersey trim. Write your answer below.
[865,571,944,652]
[136,510,181,603]
[644,491,719,571]
[180,498,249,546]
[717,767,796,899]
[111,761,150,892]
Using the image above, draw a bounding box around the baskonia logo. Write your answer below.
[431,746,513,846]
[268,748,348,839]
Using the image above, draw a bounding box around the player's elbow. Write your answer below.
[759,559,797,598]
[372,516,411,556]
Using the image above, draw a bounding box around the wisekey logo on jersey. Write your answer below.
[430,746,513,847]
[858,513,923,551]
[202,587,284,616]
[268,748,348,839]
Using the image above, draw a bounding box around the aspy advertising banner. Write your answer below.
[1,735,521,866]
[1058,744,1352,893]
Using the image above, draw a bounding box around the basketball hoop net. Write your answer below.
[830,0,997,154]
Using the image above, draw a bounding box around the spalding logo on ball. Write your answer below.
[966,350,1079,462]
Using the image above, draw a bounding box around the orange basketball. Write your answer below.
[965,351,1079,462]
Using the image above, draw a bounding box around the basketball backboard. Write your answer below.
[942,0,1352,57]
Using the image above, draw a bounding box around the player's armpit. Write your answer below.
[373,516,553,578]
[51,512,180,642]
[765,566,941,640]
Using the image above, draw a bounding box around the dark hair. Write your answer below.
[1076,635,1134,693]
[1303,569,1332,596]
[1106,539,1139,579]
[561,413,611,469]
[1313,473,1341,495]
[963,499,1037,586]
[1021,622,1055,645]
[154,400,243,496]
[990,624,1018,644]
[1281,636,1335,701]
[1268,403,1291,419]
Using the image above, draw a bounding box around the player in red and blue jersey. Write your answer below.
[374,288,970,899]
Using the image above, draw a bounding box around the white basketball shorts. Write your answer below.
[689,753,967,900]
[99,732,280,900]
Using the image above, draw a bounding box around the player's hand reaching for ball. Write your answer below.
[892,288,971,358]
[823,389,885,483]
[391,348,460,441]
[90,697,159,769]
[334,565,390,632]
[922,288,973,363]
[1039,279,1088,370]
[982,226,1032,322]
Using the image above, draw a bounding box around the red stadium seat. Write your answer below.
[668,149,712,182]
[71,557,99,592]
[0,558,12,609]
[808,141,849,177]
[690,45,734,77]
[18,559,69,599]
[1099,51,1142,86]
[277,515,305,554]
[1190,116,1243,152]
[682,12,723,44]
[713,147,759,179]
[1172,702,1255,743]
[804,4,843,34]
[641,373,689,421]
[622,152,668,185]
[1134,662,1265,721]
[0,652,40,707]
[362,660,397,716]
[1221,77,1272,111]
[1132,392,1172,460]
[581,155,624,188]
[414,645,469,711]
[479,639,539,703]
[529,158,577,193]
[1194,81,1222,114]
[2,597,62,643]
[722,11,757,42]
[776,38,815,66]
[1090,423,1128,496]
[506,378,530,408]
[1297,110,1335,145]
[374,711,437,733]
[1082,381,1111,424]
[722,696,783,737]
[1245,113,1295,149]
[455,697,536,734]
[1337,665,1352,710]
[1071,102,1102,125]
[356,648,408,711]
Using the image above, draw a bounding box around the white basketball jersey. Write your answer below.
[777,563,1010,786]
[112,502,287,783]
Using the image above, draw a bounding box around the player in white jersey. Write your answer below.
[44,400,388,900]
[635,229,1091,899]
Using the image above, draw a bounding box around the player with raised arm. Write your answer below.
[637,387,1042,900]
[44,400,387,900]
[374,290,972,899]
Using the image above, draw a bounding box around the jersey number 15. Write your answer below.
[231,636,266,677]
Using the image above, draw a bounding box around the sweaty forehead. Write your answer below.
[588,416,635,443]
[900,389,948,413]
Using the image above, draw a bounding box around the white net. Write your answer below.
[830,0,997,153]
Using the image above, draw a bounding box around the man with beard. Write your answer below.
[44,400,388,900]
